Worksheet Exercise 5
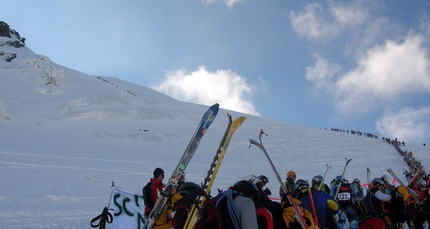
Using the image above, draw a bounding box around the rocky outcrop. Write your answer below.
[0,21,26,62]
[0,21,26,45]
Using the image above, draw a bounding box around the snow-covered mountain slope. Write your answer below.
[1,21,429,228]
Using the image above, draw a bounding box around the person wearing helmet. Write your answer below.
[258,175,269,186]
[351,178,364,200]
[246,175,285,229]
[311,175,330,194]
[294,179,339,228]
[351,178,366,217]
[330,177,359,229]
[258,175,272,199]
[280,179,315,228]
[230,180,259,229]
[361,177,392,221]
[279,170,296,197]
[381,174,392,194]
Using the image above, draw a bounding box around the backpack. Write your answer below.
[337,183,353,205]
[360,190,378,218]
[171,183,221,229]
[142,182,152,208]
[213,189,242,229]
[386,188,408,224]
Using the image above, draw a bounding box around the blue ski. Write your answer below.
[143,103,220,229]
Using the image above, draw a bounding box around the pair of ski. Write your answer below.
[249,129,311,229]
[387,168,422,205]
[183,114,246,228]
[143,103,247,229]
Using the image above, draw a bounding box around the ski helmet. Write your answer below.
[293,179,310,198]
[371,178,385,187]
[335,175,346,184]
[238,174,262,185]
[352,178,361,185]
[287,170,296,179]
[312,175,323,185]
[232,180,260,200]
[178,182,206,197]
[258,175,269,184]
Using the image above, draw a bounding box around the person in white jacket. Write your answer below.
[362,178,392,218]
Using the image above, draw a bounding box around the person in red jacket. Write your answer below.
[143,167,165,216]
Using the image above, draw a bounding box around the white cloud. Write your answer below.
[200,0,216,6]
[154,66,259,115]
[305,56,342,90]
[224,0,244,8]
[290,3,339,40]
[376,107,430,143]
[335,35,430,113]
[200,0,243,8]
[329,0,368,26]
[290,1,369,40]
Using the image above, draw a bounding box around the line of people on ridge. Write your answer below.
[142,168,430,229]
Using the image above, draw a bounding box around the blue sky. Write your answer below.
[3,0,430,145]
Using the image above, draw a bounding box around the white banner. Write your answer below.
[112,186,146,229]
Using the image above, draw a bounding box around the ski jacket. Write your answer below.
[143,178,165,215]
[281,198,316,229]
[397,185,415,206]
[279,179,295,196]
[312,183,330,194]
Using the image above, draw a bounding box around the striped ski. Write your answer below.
[249,129,309,229]
[184,114,246,229]
[143,103,219,229]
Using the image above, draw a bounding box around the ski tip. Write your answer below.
[213,103,220,108]
[237,116,246,124]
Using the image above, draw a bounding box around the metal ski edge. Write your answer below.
[143,103,219,229]
[184,115,246,229]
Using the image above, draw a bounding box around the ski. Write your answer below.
[318,164,331,191]
[249,129,309,229]
[307,186,320,229]
[366,168,371,188]
[143,103,220,229]
[184,114,246,229]
[334,158,352,200]
[387,168,422,204]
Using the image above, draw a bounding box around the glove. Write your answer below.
[264,188,272,196]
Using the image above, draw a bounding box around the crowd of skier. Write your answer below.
[139,140,429,229]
